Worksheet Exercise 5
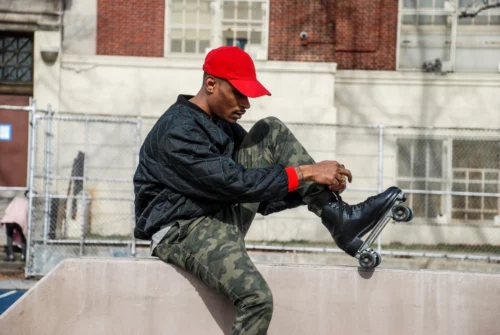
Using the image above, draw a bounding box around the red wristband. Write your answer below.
[285,166,299,192]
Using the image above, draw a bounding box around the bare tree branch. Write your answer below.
[459,0,500,18]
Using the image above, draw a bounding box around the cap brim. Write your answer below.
[228,79,271,98]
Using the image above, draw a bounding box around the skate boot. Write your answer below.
[321,186,413,268]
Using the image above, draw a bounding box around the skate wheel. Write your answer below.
[359,251,377,269]
[374,251,382,267]
[392,205,411,222]
[407,208,414,222]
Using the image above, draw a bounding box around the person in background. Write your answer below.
[1,191,29,262]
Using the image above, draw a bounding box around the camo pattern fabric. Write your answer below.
[154,117,332,335]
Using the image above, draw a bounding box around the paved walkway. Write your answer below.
[0,289,26,315]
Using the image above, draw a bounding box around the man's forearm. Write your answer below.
[296,165,312,184]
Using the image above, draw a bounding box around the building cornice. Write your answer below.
[61,54,337,75]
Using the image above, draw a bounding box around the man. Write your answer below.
[134,46,404,334]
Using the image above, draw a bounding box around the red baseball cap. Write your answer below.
[202,46,271,98]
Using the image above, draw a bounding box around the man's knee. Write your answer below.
[259,116,284,128]
[249,116,288,141]
[242,279,274,316]
[259,290,274,317]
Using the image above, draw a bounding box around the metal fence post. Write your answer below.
[131,117,142,257]
[377,124,385,253]
[79,118,89,257]
[42,105,54,244]
[25,98,37,277]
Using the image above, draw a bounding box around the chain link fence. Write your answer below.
[23,114,500,277]
[26,111,141,276]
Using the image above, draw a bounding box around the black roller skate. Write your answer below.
[321,186,413,269]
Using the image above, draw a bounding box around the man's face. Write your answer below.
[207,76,250,123]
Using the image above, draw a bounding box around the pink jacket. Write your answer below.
[1,196,29,239]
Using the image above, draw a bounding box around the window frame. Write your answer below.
[0,31,34,95]
[450,139,500,222]
[396,136,500,224]
[396,138,448,223]
[164,0,270,59]
[396,0,500,71]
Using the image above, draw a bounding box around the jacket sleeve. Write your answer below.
[231,122,248,150]
[158,123,291,203]
[257,191,306,216]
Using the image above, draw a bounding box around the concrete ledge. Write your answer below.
[1,258,500,334]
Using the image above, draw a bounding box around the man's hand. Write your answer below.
[298,161,352,193]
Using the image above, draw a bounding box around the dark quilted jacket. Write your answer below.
[133,95,297,240]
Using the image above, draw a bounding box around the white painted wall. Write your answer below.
[57,55,337,124]
[62,0,97,55]
[335,70,500,128]
[34,30,61,111]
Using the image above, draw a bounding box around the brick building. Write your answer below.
[92,0,500,72]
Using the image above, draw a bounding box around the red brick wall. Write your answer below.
[268,0,398,70]
[97,0,165,57]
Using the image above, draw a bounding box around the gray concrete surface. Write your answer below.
[0,279,36,290]
[1,258,500,335]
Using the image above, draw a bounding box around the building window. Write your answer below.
[169,0,212,53]
[222,0,265,52]
[401,0,449,26]
[457,0,500,26]
[397,138,500,223]
[166,0,269,57]
[398,0,500,72]
[0,33,33,84]
[451,140,499,221]
[396,139,445,220]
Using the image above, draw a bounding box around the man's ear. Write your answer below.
[205,75,216,94]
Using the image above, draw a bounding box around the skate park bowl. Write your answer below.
[1,258,500,334]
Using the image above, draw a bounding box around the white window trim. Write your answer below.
[164,0,270,59]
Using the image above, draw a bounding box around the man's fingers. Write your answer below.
[337,168,352,183]
[338,167,353,183]
[329,182,347,193]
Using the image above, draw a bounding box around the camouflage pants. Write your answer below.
[154,117,331,335]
